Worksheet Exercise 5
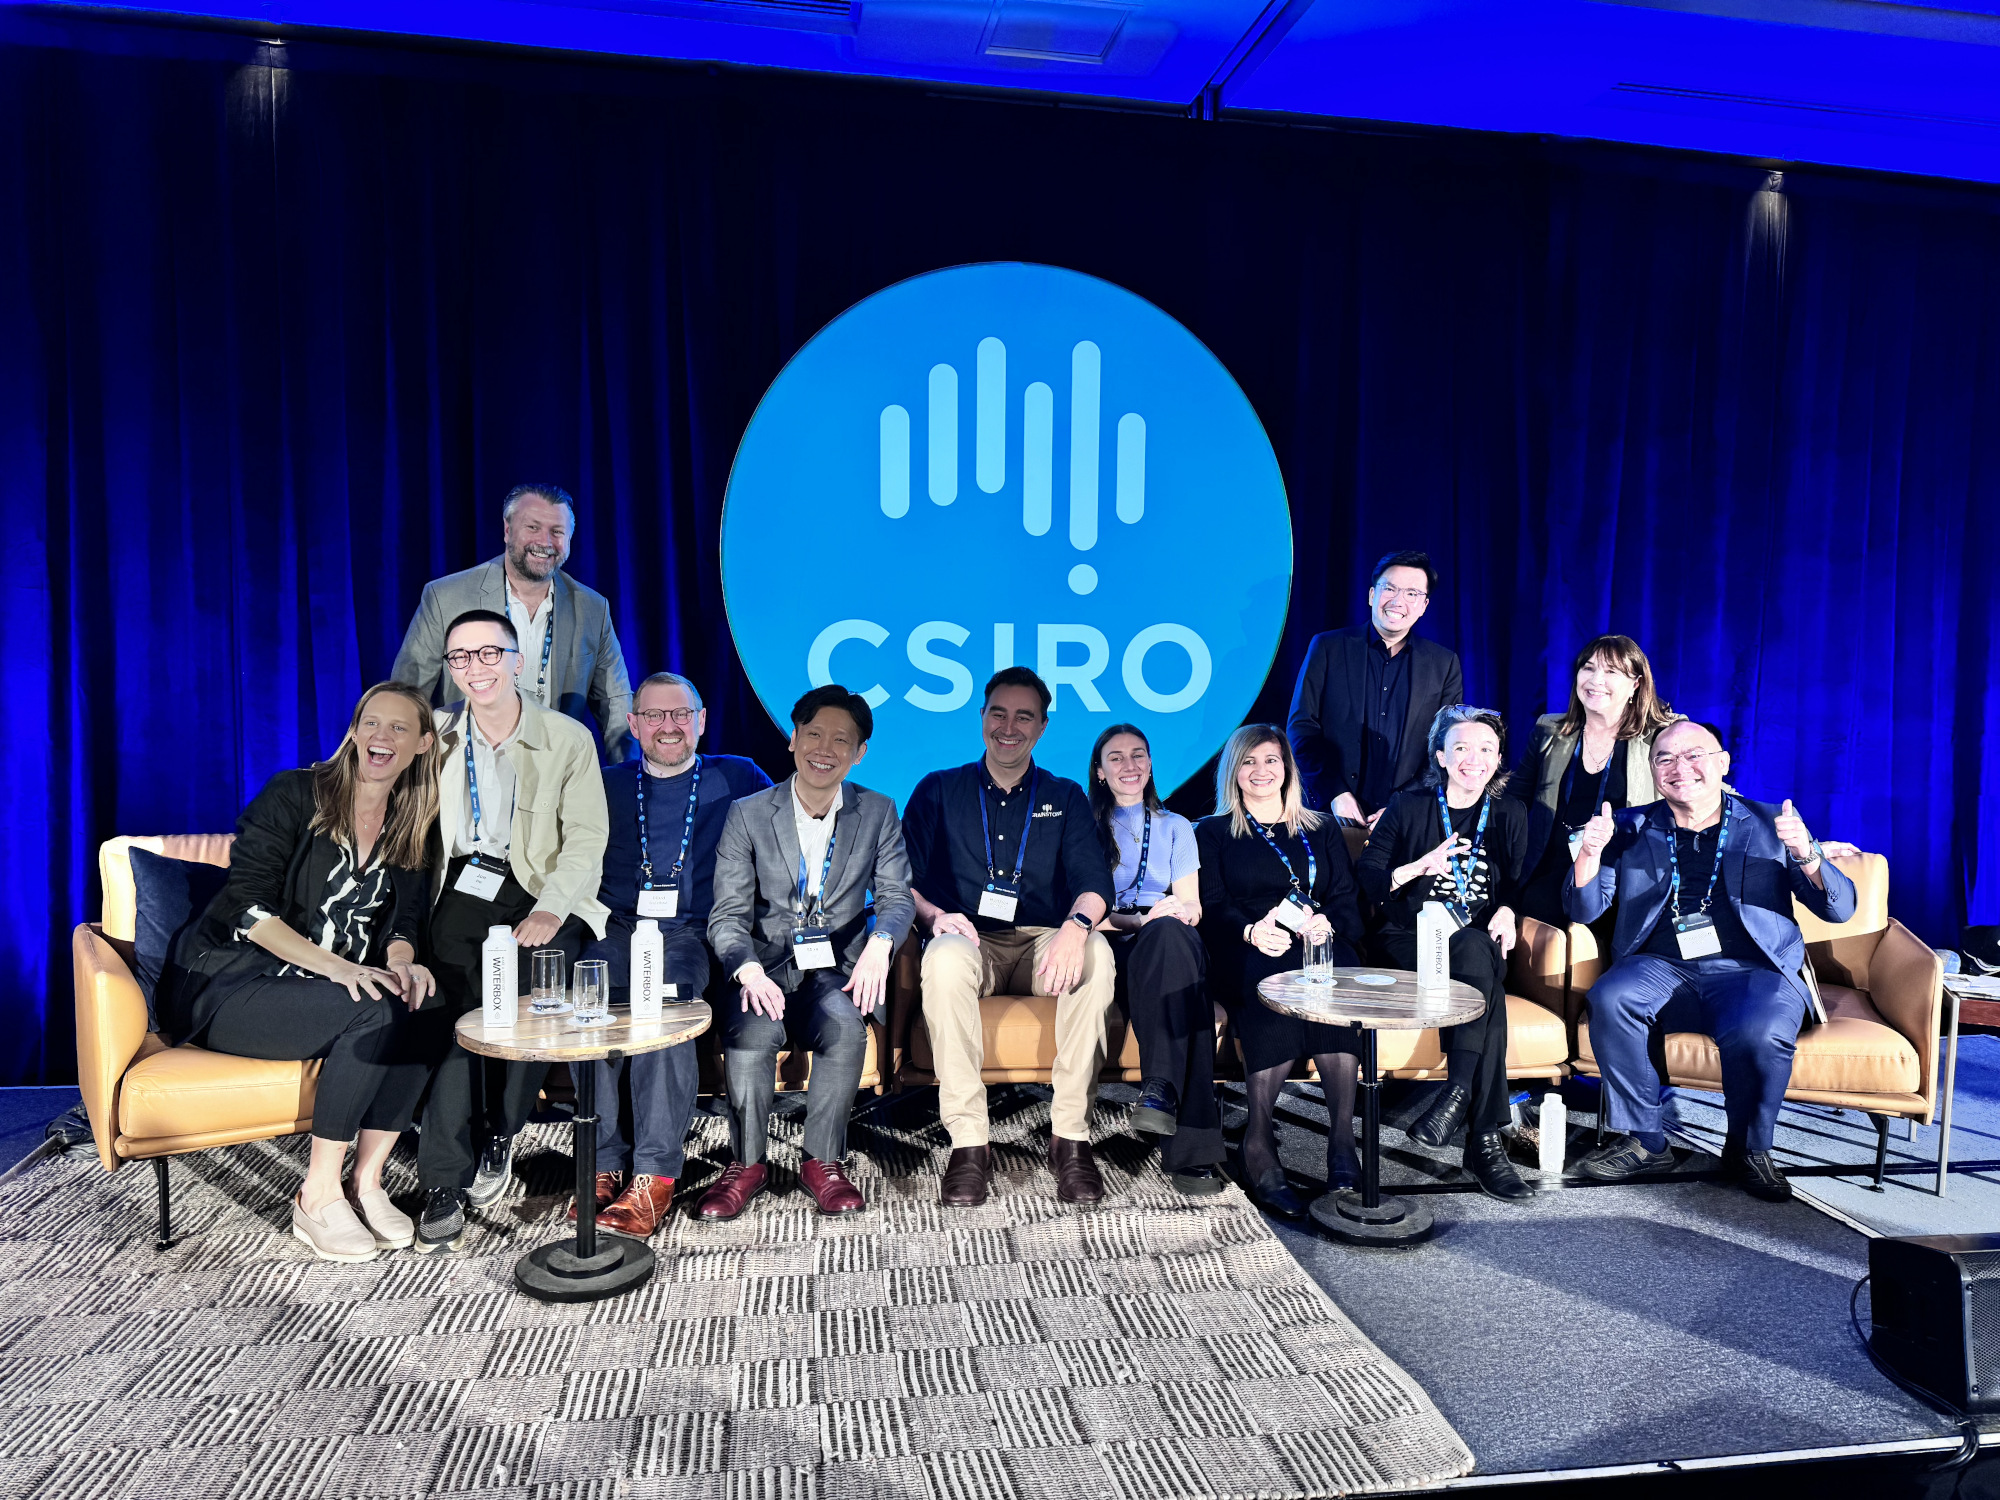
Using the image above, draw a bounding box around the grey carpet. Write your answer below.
[0,1088,1472,1499]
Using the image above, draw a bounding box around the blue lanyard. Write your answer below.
[1248,816,1316,899]
[1434,785,1491,911]
[513,591,556,704]
[638,757,702,889]
[1116,811,1153,905]
[1668,799,1732,917]
[978,768,1038,885]
[797,820,839,918]
[464,734,514,850]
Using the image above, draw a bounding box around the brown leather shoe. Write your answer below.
[939,1145,992,1208]
[694,1162,768,1222]
[597,1174,674,1238]
[567,1171,623,1223]
[1050,1136,1104,1206]
[800,1157,865,1216]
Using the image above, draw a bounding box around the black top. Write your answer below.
[597,754,773,930]
[1286,626,1464,814]
[1194,813,1365,949]
[1523,737,1632,888]
[1357,631,1414,813]
[904,759,1112,931]
[168,768,431,1041]
[1355,787,1528,932]
[1640,823,1761,963]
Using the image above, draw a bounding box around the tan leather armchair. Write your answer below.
[75,836,319,1246]
[1567,853,1943,1180]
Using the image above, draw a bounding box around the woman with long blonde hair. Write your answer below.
[166,682,444,1262]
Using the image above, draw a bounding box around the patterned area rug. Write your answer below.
[0,1088,1472,1499]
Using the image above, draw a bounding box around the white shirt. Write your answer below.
[453,706,522,859]
[505,578,555,706]
[791,778,839,909]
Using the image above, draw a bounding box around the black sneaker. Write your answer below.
[1720,1144,1793,1203]
[414,1187,467,1255]
[1573,1135,1678,1182]
[467,1133,515,1207]
[1130,1080,1179,1139]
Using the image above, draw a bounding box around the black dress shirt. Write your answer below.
[903,760,1112,932]
[1640,823,1761,963]
[1357,631,1414,812]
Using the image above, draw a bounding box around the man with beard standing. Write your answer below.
[393,483,637,762]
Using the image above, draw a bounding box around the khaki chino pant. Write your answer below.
[919,925,1117,1147]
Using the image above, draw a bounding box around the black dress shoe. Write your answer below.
[1249,1167,1306,1221]
[1464,1132,1534,1202]
[940,1145,993,1208]
[1574,1135,1677,1182]
[1050,1136,1105,1206]
[1170,1166,1225,1197]
[1721,1144,1793,1202]
[1328,1142,1360,1191]
[1130,1079,1179,1139]
[1407,1084,1469,1149]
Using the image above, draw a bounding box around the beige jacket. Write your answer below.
[433,695,611,938]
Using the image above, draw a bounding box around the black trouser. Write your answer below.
[1110,920,1223,1173]
[1378,925,1512,1133]
[200,975,432,1143]
[412,858,590,1190]
[585,920,710,1179]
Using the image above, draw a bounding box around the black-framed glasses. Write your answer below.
[633,707,698,727]
[443,645,520,670]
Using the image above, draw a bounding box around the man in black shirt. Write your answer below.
[904,668,1116,1208]
[1287,550,1464,827]
[1566,721,1856,1200]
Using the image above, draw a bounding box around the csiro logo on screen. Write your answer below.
[720,262,1294,805]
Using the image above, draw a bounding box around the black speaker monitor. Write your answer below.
[1869,1233,2000,1413]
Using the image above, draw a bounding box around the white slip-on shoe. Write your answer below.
[292,1194,382,1263]
[345,1185,416,1249]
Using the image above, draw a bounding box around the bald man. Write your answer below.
[1564,721,1856,1201]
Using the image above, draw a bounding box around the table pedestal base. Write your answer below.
[1309,1188,1436,1247]
[516,1235,654,1302]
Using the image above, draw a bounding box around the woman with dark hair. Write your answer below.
[1196,725,1367,1220]
[1087,724,1220,1194]
[1357,704,1531,1201]
[167,682,443,1261]
[1510,635,1682,927]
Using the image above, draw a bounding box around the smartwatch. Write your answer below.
[1067,911,1094,933]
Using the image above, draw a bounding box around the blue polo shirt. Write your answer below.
[598,754,773,930]
[903,759,1113,932]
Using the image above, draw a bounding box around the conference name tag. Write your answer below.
[978,882,1020,922]
[1273,894,1314,932]
[637,888,680,919]
[1568,830,1586,862]
[793,926,836,971]
[1675,914,1723,960]
[454,856,507,901]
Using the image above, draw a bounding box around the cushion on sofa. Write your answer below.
[128,848,229,1027]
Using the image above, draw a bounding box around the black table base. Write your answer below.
[514,1057,657,1302]
[1309,1028,1438,1248]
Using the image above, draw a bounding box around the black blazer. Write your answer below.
[1194,813,1366,961]
[1286,627,1464,812]
[1355,788,1527,934]
[165,769,431,1041]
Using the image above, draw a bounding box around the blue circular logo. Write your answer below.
[721,262,1293,805]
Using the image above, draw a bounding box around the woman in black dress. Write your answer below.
[1197,725,1367,1220]
[1357,704,1532,1201]
[167,682,442,1262]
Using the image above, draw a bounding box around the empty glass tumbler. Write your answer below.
[530,949,567,1014]
[572,959,611,1025]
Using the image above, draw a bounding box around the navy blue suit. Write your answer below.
[1566,797,1857,1152]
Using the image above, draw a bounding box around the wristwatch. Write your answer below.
[1067,911,1094,933]
[1789,838,1825,868]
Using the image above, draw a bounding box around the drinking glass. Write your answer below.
[1303,932,1334,984]
[530,949,567,1014]
[572,959,611,1026]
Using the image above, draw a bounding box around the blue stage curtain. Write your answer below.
[3,14,1997,1083]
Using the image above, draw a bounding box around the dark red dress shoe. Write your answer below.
[567,1171,623,1223]
[695,1161,768,1222]
[939,1145,993,1208]
[1050,1136,1104,1206]
[800,1157,866,1215]
[598,1174,675,1238]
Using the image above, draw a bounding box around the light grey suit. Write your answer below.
[706,777,915,1166]
[391,556,636,763]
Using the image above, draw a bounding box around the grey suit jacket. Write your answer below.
[391,556,636,763]
[707,777,916,991]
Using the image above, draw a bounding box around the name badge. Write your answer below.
[1675,914,1723,960]
[1567,829,1586,862]
[1273,894,1314,932]
[453,856,507,901]
[793,926,836,971]
[977,882,1020,922]
[1442,903,1470,932]
[636,887,679,919]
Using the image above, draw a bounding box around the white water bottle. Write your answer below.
[482,924,518,1028]
[1538,1092,1567,1175]
[630,918,666,1021]
[1417,901,1452,991]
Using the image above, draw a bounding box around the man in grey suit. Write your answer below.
[391,483,637,762]
[702,684,915,1219]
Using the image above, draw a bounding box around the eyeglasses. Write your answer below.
[1374,587,1429,603]
[1652,750,1723,770]
[633,707,698,727]
[443,645,519,670]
